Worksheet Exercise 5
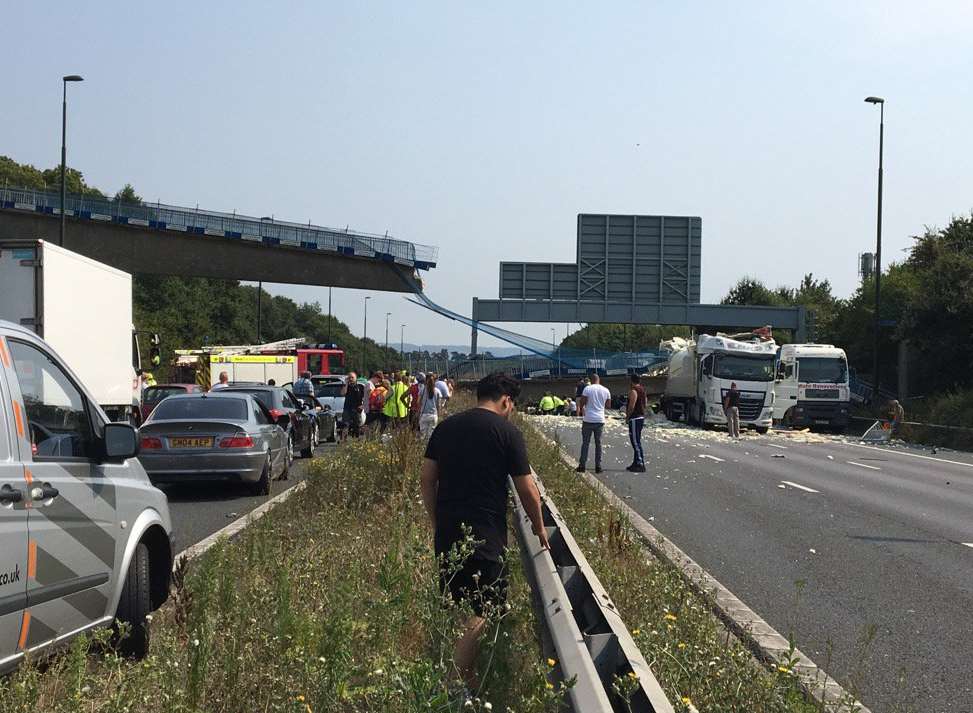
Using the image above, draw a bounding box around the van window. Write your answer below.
[9,340,95,460]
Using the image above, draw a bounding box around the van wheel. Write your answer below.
[252,455,271,496]
[114,542,151,658]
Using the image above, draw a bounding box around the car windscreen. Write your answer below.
[314,384,345,398]
[151,397,248,421]
[225,389,274,409]
[143,387,186,404]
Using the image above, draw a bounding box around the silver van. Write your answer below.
[0,321,173,671]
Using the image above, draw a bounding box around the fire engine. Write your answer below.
[172,338,345,389]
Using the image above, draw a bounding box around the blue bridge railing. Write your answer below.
[0,187,438,270]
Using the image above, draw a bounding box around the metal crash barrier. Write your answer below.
[511,471,674,713]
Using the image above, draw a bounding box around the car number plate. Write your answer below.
[814,419,829,425]
[170,436,213,448]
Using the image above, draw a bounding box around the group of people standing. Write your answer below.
[339,369,454,440]
[572,373,648,474]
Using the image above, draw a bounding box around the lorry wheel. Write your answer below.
[754,426,769,435]
[114,542,151,659]
[252,456,271,496]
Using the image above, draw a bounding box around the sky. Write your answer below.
[3,2,971,349]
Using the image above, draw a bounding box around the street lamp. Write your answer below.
[865,96,885,396]
[401,324,407,371]
[60,74,84,247]
[385,312,392,369]
[362,296,371,371]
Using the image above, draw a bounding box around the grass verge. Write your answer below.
[0,425,559,713]
[518,414,862,713]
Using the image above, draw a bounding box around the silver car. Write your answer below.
[138,392,289,495]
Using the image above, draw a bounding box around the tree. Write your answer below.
[720,277,785,307]
[114,184,142,204]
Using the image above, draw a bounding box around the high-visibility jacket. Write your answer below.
[383,381,409,418]
[551,396,565,409]
[539,395,555,412]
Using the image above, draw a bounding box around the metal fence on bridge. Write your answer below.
[0,186,438,270]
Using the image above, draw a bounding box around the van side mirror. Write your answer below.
[104,423,139,461]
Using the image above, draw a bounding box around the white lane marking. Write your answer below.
[963,543,973,549]
[698,454,725,462]
[781,480,820,493]
[768,443,788,450]
[847,461,881,471]
[176,480,307,568]
[843,441,973,469]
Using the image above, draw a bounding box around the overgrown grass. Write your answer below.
[0,425,559,713]
[518,415,862,713]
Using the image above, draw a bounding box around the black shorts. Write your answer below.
[439,555,507,617]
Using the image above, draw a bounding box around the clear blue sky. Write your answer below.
[3,2,971,348]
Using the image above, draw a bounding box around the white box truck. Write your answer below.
[0,240,143,421]
[773,343,850,431]
[660,334,777,433]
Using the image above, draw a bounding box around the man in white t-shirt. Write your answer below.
[576,372,611,473]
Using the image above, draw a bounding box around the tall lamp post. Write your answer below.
[362,296,371,372]
[60,74,84,247]
[385,312,392,370]
[865,96,885,396]
[400,324,407,371]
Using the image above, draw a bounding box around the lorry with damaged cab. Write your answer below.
[660,334,777,433]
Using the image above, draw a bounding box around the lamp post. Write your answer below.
[865,96,885,396]
[60,74,84,247]
[362,296,371,372]
[385,312,392,370]
[400,324,406,371]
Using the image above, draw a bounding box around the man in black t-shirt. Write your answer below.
[340,371,364,440]
[421,371,547,686]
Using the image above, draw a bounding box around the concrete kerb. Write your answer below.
[174,480,307,570]
[530,425,872,713]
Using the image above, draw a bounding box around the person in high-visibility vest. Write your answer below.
[538,392,555,415]
[551,395,565,415]
[383,371,409,429]
[142,372,157,389]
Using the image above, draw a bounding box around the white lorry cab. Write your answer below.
[773,343,850,431]
[661,334,777,433]
[0,320,173,672]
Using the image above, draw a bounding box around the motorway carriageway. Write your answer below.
[160,441,334,553]
[530,415,973,713]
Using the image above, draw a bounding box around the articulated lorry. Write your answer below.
[660,333,777,433]
[0,240,148,422]
[773,343,850,431]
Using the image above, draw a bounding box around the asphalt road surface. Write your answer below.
[531,414,973,713]
[159,442,335,553]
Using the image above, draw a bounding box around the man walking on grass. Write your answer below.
[420,372,548,688]
[576,372,611,474]
[626,373,647,472]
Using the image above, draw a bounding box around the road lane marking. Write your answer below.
[781,480,820,493]
[963,543,973,549]
[698,454,725,462]
[847,461,881,471]
[768,443,788,450]
[843,442,973,469]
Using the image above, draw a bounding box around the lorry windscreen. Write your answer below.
[797,357,847,384]
[714,354,775,381]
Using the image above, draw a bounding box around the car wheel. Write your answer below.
[300,428,314,459]
[113,541,151,658]
[329,420,337,443]
[251,454,272,496]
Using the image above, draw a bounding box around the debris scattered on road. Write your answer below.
[809,548,817,554]
[827,455,834,460]
[771,453,785,458]
[777,484,786,489]
[226,512,238,518]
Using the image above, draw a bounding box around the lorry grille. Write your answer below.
[738,396,764,421]
[805,389,839,399]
